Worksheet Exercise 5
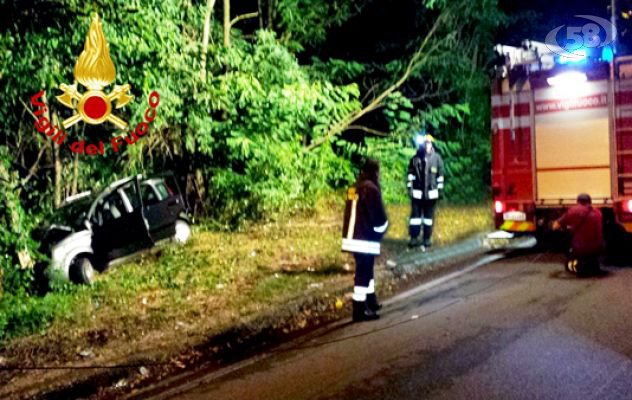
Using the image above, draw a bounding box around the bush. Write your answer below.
[194,31,361,225]
[0,291,75,341]
[0,147,42,296]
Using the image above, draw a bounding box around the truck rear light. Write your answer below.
[494,200,504,214]
[625,200,632,213]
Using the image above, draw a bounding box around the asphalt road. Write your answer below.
[145,251,632,400]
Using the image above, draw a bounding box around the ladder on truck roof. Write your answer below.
[614,56,632,198]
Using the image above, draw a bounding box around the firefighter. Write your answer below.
[552,193,603,276]
[407,133,445,249]
[342,158,389,322]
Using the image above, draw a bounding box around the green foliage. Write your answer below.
[0,1,362,220]
[308,58,368,84]
[365,98,488,205]
[364,137,415,204]
[276,0,361,49]
[358,0,504,205]
[383,91,416,135]
[433,139,489,203]
[194,31,361,225]
[0,290,75,341]
[365,134,488,205]
[0,147,41,296]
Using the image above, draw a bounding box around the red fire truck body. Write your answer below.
[492,54,632,239]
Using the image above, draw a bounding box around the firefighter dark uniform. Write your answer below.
[407,135,444,248]
[342,160,388,322]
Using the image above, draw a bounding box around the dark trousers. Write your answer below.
[409,198,437,242]
[353,253,374,287]
[353,253,375,301]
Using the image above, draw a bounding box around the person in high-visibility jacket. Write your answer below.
[407,133,445,249]
[342,158,389,322]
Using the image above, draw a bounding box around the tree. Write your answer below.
[304,11,447,151]
[223,0,259,47]
[201,0,218,75]
[224,0,230,46]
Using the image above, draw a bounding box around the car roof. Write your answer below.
[107,176,137,191]
[85,173,177,220]
[142,178,164,186]
[86,176,138,219]
[61,191,93,207]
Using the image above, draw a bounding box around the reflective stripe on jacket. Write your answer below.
[407,150,445,200]
[342,179,388,255]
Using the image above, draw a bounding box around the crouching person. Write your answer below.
[342,158,389,322]
[552,193,604,277]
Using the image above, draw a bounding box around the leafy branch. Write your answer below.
[305,10,449,151]
[347,125,390,137]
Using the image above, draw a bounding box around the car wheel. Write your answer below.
[70,256,95,285]
[174,219,191,244]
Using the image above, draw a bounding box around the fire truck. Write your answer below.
[492,41,632,253]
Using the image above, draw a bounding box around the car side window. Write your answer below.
[122,183,142,211]
[141,184,159,206]
[155,181,172,200]
[93,193,126,225]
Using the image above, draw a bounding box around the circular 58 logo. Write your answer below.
[545,15,617,58]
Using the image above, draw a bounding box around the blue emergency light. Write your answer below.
[557,49,588,65]
[555,47,615,64]
[602,46,614,62]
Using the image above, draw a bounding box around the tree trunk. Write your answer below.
[70,124,85,195]
[71,153,79,195]
[267,0,277,30]
[192,169,206,215]
[223,0,230,46]
[257,0,264,29]
[52,112,63,207]
[37,92,63,206]
[201,0,217,76]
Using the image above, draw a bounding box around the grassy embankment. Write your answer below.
[0,199,492,365]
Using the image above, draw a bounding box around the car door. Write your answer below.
[141,177,184,241]
[90,179,152,265]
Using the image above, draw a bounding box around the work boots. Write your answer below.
[366,293,382,312]
[423,225,433,248]
[352,300,380,322]
[408,238,425,250]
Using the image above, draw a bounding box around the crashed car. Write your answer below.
[37,173,192,284]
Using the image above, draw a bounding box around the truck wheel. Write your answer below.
[70,256,95,285]
[174,219,191,244]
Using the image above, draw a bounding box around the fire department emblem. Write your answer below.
[56,14,133,130]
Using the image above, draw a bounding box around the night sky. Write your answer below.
[498,0,632,54]
[232,0,632,59]
[314,1,632,60]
